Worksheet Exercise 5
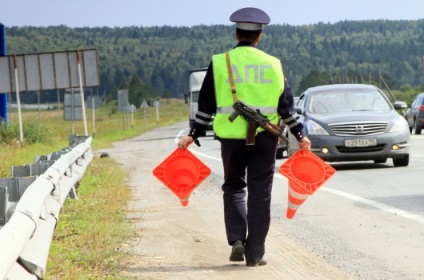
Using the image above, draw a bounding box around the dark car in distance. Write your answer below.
[287,84,410,167]
[405,93,424,134]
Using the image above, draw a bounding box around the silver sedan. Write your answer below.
[287,84,410,167]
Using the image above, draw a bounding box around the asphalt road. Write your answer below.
[101,122,424,280]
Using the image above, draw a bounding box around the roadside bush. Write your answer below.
[0,120,55,144]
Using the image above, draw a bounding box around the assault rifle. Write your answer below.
[228,100,289,145]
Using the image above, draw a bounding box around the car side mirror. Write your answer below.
[295,106,302,114]
[393,101,407,110]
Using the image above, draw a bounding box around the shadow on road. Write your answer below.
[369,194,424,213]
[330,162,392,171]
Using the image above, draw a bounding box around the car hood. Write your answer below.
[306,110,400,125]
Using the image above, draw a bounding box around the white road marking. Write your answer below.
[320,187,424,225]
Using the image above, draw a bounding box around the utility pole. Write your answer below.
[422,56,424,85]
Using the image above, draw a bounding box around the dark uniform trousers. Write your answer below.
[220,131,278,263]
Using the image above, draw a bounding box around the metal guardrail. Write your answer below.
[0,135,93,280]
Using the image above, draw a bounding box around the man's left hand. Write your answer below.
[299,137,311,150]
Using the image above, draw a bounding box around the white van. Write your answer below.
[185,68,213,135]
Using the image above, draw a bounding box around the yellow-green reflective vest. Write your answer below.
[212,47,284,139]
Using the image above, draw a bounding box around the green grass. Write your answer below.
[0,98,188,279]
[46,156,131,279]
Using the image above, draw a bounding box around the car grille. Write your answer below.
[329,122,388,136]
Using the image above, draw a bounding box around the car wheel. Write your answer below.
[374,158,387,164]
[393,155,409,167]
[414,120,422,134]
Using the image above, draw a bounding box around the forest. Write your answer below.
[4,19,424,105]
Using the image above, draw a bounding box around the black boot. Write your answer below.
[229,240,245,262]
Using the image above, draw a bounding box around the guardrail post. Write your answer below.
[0,187,6,226]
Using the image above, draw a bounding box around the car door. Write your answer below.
[406,98,418,126]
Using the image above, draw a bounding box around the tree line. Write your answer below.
[4,19,424,105]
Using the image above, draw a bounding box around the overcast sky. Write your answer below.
[1,0,424,28]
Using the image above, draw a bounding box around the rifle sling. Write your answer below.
[225,52,238,103]
[226,52,257,145]
[224,53,287,144]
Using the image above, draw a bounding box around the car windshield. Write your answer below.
[307,89,391,114]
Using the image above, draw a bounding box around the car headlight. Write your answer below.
[306,120,329,135]
[390,116,409,132]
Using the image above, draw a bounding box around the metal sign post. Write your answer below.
[129,104,135,130]
[117,90,129,131]
[154,100,160,125]
[77,51,88,136]
[92,96,96,137]
[12,55,24,147]
[71,89,75,134]
[140,100,149,127]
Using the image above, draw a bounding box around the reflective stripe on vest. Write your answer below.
[217,106,277,114]
[212,47,284,139]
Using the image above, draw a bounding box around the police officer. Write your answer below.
[178,7,311,267]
